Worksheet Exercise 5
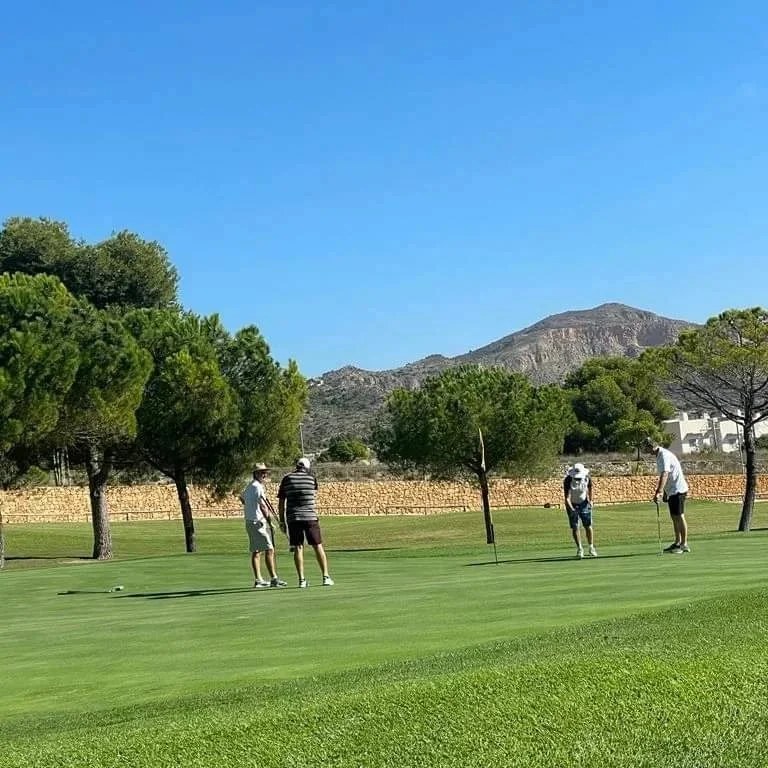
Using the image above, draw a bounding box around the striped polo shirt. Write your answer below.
[277,470,318,522]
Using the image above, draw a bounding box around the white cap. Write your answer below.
[571,462,588,478]
[296,457,311,469]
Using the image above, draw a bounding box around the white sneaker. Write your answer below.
[589,545,598,558]
[576,548,584,559]
[254,579,269,588]
[322,575,334,586]
[298,578,308,589]
[680,544,690,553]
[270,577,287,587]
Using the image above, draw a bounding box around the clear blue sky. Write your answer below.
[2,2,766,377]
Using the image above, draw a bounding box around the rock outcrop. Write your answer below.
[304,303,694,446]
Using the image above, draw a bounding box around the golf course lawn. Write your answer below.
[2,501,767,767]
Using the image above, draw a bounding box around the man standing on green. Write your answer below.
[648,439,690,553]
[240,463,287,588]
[278,458,334,588]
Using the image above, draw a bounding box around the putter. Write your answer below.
[654,499,662,555]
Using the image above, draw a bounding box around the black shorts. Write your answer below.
[287,519,323,547]
[667,492,687,517]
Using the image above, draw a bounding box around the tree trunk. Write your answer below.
[478,468,495,544]
[738,426,756,532]
[85,445,113,560]
[174,469,196,553]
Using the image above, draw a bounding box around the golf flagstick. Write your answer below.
[654,499,662,555]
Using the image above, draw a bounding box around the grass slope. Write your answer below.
[1,502,767,766]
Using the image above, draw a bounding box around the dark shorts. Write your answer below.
[667,492,687,517]
[287,519,323,547]
[566,501,593,530]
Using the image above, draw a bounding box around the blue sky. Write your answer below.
[2,2,767,377]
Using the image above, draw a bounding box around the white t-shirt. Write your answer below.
[656,448,689,496]
[242,480,266,522]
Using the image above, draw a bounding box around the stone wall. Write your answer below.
[1,474,767,523]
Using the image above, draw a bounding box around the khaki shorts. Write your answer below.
[245,519,274,552]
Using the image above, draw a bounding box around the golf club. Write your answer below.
[654,498,662,555]
[265,495,293,553]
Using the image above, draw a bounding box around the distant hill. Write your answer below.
[303,303,694,448]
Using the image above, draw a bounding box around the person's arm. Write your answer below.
[563,477,573,511]
[259,497,272,521]
[654,472,668,501]
[587,477,593,504]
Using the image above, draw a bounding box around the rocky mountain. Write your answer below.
[303,303,694,447]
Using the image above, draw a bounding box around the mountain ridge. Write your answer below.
[303,303,694,447]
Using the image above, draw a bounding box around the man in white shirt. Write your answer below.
[240,463,286,587]
[647,440,690,554]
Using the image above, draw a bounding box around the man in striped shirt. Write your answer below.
[278,457,334,588]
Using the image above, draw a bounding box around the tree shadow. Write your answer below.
[466,552,657,566]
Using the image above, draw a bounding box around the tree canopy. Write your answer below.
[373,365,571,542]
[0,217,179,311]
[645,308,768,531]
[0,273,81,454]
[0,273,151,559]
[563,357,673,455]
[124,310,307,552]
[0,216,308,564]
[318,436,370,463]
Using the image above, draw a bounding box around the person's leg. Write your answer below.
[667,499,680,545]
[251,551,263,582]
[570,524,581,547]
[305,521,332,582]
[293,545,305,581]
[287,520,307,584]
[264,548,277,579]
[677,494,688,547]
[312,543,330,576]
[247,522,265,584]
[567,508,582,553]
[580,504,596,555]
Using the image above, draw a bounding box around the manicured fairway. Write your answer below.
[2,501,767,767]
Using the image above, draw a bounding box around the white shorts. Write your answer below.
[245,519,274,552]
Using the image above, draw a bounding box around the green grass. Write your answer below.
[1,501,768,767]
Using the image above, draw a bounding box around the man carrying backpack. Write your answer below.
[563,462,597,559]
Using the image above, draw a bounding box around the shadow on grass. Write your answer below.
[466,552,658,567]
[331,547,400,553]
[58,586,302,599]
[8,555,90,561]
[118,586,309,600]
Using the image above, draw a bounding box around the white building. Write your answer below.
[662,411,768,455]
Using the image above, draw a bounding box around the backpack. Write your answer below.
[568,475,589,505]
